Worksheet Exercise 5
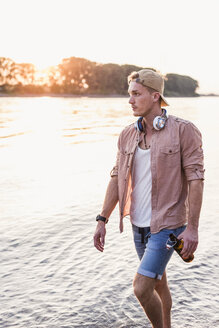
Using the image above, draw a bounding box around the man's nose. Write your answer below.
[129,96,134,104]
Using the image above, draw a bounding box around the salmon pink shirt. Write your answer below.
[107,115,204,234]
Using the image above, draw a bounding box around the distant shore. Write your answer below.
[1,56,217,100]
[0,92,218,98]
[0,93,128,98]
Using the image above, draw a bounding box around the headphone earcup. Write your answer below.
[136,110,167,131]
[153,116,166,130]
[135,117,144,132]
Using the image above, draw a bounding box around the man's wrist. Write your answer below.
[96,215,108,224]
[187,221,199,230]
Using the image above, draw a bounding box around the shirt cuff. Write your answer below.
[185,167,205,181]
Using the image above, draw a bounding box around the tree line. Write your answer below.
[0,56,199,97]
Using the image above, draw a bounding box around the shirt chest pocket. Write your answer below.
[120,144,135,157]
[159,144,180,167]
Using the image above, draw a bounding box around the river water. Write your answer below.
[0,96,218,327]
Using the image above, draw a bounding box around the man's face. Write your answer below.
[128,81,156,118]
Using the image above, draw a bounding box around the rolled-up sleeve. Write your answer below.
[110,149,119,177]
[110,134,122,177]
[180,122,205,181]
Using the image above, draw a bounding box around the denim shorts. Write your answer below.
[132,224,186,280]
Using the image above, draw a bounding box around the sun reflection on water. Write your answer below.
[1,95,217,221]
[0,96,131,219]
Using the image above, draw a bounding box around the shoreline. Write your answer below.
[0,93,218,98]
[0,93,128,98]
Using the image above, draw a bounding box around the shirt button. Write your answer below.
[169,149,172,153]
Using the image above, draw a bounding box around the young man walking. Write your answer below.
[93,69,204,328]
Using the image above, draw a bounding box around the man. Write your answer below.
[93,69,204,328]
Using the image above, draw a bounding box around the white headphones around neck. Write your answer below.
[135,109,168,132]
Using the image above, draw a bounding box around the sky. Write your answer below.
[1,0,219,94]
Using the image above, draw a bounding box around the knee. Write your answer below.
[133,274,154,302]
[133,276,143,300]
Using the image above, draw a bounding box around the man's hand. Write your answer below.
[178,226,198,259]
[178,180,203,259]
[93,221,106,252]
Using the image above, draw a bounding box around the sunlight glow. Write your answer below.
[1,0,219,93]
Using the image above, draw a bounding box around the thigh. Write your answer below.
[132,224,151,260]
[137,226,186,280]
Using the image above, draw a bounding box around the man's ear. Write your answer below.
[153,92,161,103]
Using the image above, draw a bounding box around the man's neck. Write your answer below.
[142,106,162,132]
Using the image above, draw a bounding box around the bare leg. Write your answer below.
[133,273,163,328]
[155,271,172,328]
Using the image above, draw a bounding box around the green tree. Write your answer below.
[164,74,199,97]
[0,57,17,85]
[58,57,95,94]
[14,63,36,85]
[0,56,200,97]
[86,63,123,94]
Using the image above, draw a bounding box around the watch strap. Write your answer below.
[96,215,108,224]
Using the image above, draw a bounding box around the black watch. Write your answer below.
[96,215,108,224]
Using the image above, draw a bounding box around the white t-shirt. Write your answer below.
[130,146,152,227]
